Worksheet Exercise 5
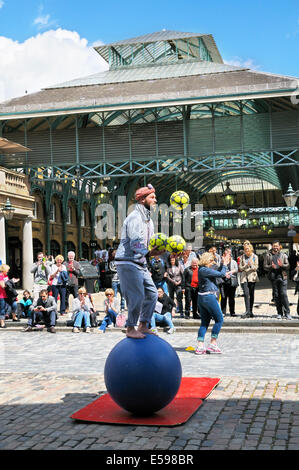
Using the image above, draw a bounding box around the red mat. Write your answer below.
[70,377,220,427]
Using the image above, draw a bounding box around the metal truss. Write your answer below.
[27,149,298,182]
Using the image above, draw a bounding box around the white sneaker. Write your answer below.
[167,328,175,334]
[97,329,104,334]
[72,327,80,333]
[85,327,91,333]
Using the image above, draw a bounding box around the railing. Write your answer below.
[0,167,30,196]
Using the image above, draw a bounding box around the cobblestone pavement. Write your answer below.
[1,329,299,451]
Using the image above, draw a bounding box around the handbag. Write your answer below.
[116,312,126,328]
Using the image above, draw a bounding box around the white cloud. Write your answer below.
[0,28,108,102]
[224,56,260,70]
[0,1,4,8]
[33,4,58,30]
[34,14,51,27]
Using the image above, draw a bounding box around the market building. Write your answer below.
[0,30,298,286]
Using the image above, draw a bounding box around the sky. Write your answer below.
[0,0,298,101]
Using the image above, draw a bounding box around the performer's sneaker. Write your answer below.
[206,344,222,354]
[195,347,206,355]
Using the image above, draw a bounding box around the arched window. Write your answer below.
[50,203,56,222]
[67,241,76,256]
[81,242,89,260]
[50,240,61,258]
[33,239,43,260]
[81,209,86,227]
[67,206,72,225]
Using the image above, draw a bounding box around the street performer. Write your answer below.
[115,184,163,339]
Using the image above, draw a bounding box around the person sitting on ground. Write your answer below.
[71,287,92,333]
[150,287,176,335]
[98,288,120,333]
[25,289,57,333]
[17,290,33,319]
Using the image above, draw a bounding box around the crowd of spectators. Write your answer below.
[0,240,298,332]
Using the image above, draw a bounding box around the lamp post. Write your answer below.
[283,184,299,208]
[282,183,299,225]
[238,203,249,220]
[260,219,268,232]
[1,198,15,220]
[222,182,237,208]
[0,198,15,265]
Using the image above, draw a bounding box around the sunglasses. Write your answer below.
[106,294,113,296]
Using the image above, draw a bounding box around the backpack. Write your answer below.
[116,312,126,328]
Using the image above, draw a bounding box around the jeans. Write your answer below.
[99,308,117,332]
[28,309,56,327]
[73,310,91,328]
[272,278,290,316]
[0,298,6,320]
[117,264,158,327]
[111,281,125,310]
[52,285,67,314]
[150,312,174,329]
[242,281,256,314]
[197,294,223,341]
[5,301,17,317]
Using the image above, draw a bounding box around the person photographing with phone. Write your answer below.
[31,252,51,301]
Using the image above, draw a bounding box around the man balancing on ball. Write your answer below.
[115,184,164,339]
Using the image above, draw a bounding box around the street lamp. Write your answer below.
[222,182,237,208]
[282,184,299,208]
[249,214,259,227]
[238,203,249,219]
[260,219,268,232]
[1,198,15,220]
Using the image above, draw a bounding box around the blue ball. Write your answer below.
[104,334,182,415]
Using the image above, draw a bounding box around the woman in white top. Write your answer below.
[49,255,68,315]
[72,287,92,333]
[98,288,120,333]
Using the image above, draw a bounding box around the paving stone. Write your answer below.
[0,328,299,450]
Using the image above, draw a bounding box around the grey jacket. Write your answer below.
[115,203,154,266]
[30,262,50,284]
[29,295,57,314]
[263,250,289,280]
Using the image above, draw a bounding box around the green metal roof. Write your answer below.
[94,30,223,67]
[50,61,246,89]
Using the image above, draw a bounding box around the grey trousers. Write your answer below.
[117,264,158,327]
